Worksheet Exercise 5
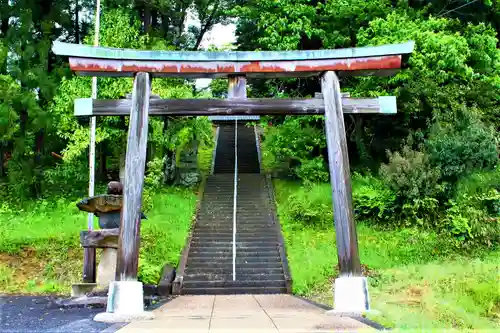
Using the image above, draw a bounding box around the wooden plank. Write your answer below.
[66,55,403,78]
[81,229,120,248]
[83,248,96,283]
[71,69,402,79]
[74,96,397,116]
[321,71,362,276]
[115,72,151,281]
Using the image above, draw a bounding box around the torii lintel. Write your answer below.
[52,41,415,78]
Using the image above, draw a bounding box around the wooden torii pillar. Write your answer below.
[53,40,414,319]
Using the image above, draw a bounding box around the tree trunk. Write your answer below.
[143,4,151,33]
[491,0,500,47]
[193,1,220,50]
[0,0,9,75]
[151,9,158,29]
[0,145,4,178]
[75,0,80,43]
[33,129,44,197]
[0,0,8,37]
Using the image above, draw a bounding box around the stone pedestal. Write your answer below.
[327,277,370,316]
[80,229,121,291]
[97,248,117,290]
[94,281,155,323]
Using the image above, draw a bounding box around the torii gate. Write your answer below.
[53,40,414,321]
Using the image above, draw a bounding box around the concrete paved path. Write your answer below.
[116,295,374,332]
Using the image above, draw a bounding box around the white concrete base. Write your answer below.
[326,309,381,317]
[97,248,117,289]
[94,311,155,323]
[93,280,155,323]
[331,276,370,313]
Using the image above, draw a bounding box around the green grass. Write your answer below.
[138,187,196,284]
[274,179,500,332]
[0,187,196,294]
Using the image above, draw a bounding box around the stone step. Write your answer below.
[189,240,278,247]
[184,273,285,281]
[188,245,278,252]
[181,286,287,295]
[182,280,286,289]
[186,262,283,269]
[191,232,276,238]
[187,255,281,263]
[184,267,283,275]
[187,252,280,260]
[194,226,276,231]
[188,249,279,257]
[191,235,278,241]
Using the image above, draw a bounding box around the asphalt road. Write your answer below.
[0,296,115,333]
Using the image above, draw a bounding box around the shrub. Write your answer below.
[445,195,500,249]
[380,147,443,201]
[138,255,162,285]
[261,116,327,182]
[444,168,500,249]
[352,173,396,223]
[380,147,443,225]
[427,110,499,183]
[287,184,332,229]
[293,157,329,184]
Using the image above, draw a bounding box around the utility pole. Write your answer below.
[83,0,101,283]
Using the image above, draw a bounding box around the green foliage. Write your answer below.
[261,116,327,182]
[0,187,196,293]
[239,0,499,182]
[274,179,499,331]
[443,168,500,249]
[286,185,332,229]
[142,157,166,211]
[293,157,329,184]
[352,173,396,222]
[427,110,499,183]
[139,188,196,285]
[1,2,230,199]
[380,146,443,224]
[138,255,162,285]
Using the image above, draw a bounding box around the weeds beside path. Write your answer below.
[0,187,196,294]
[274,179,500,332]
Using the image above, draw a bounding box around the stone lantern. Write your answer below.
[76,181,146,291]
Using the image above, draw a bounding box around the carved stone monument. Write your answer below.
[176,140,201,187]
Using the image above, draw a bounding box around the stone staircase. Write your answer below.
[179,121,291,295]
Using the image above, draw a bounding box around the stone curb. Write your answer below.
[291,295,388,331]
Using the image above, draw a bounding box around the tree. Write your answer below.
[233,0,499,177]
[49,9,212,192]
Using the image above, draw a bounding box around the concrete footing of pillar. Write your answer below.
[327,276,373,316]
[94,280,155,323]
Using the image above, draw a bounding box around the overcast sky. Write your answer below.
[193,19,237,89]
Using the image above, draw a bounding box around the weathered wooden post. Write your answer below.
[94,72,154,323]
[322,71,367,313]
